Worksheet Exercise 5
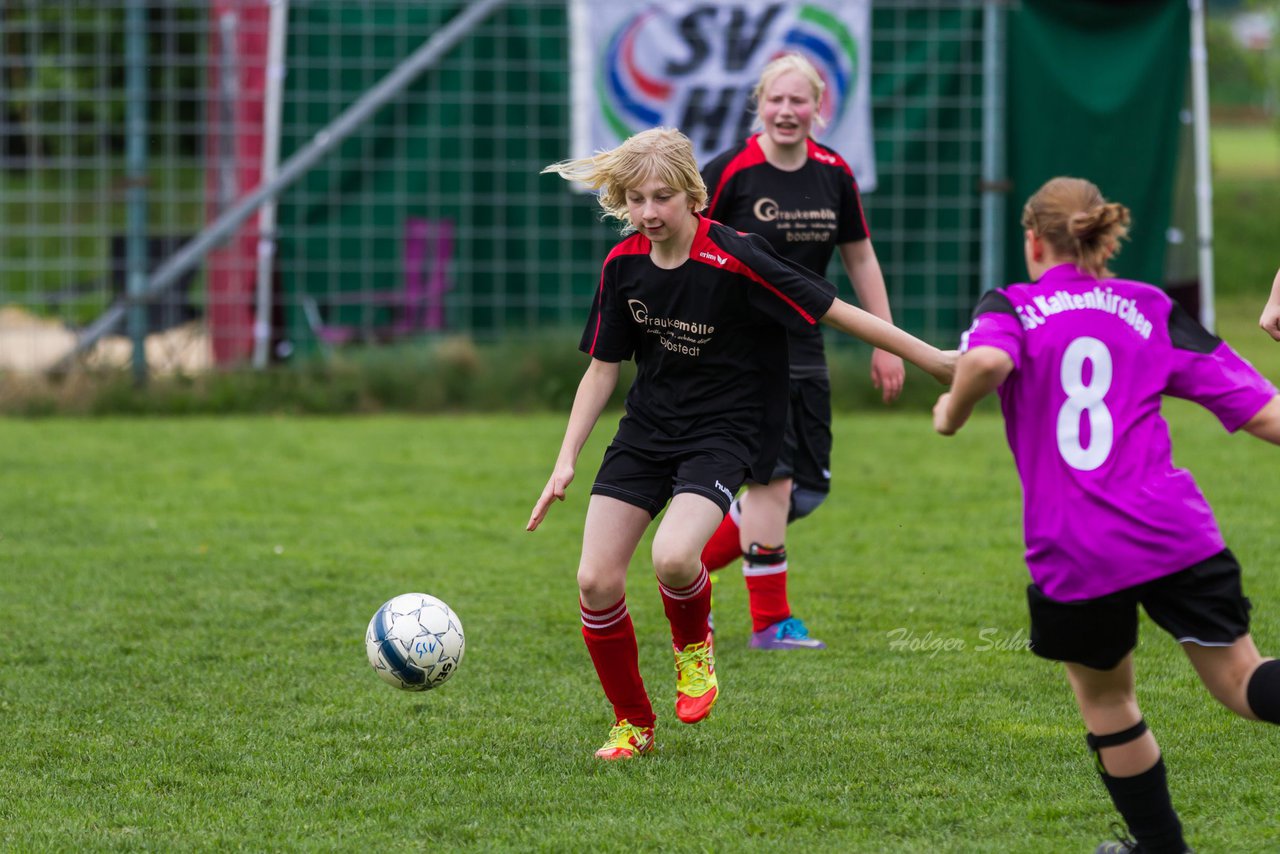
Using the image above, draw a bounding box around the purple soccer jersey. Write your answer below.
[964,263,1277,601]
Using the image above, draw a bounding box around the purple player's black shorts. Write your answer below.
[590,442,748,518]
[1027,549,1252,671]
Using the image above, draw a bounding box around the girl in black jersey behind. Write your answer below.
[698,53,902,650]
[526,127,954,760]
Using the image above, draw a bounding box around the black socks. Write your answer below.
[1099,757,1186,854]
[1246,658,1280,724]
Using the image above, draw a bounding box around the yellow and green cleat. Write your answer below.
[674,632,718,723]
[594,719,655,761]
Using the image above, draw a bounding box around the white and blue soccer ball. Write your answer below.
[365,593,465,691]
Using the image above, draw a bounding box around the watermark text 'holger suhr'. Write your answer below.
[886,627,1031,659]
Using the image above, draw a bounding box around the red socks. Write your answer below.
[580,567,712,728]
[700,507,742,572]
[658,565,712,649]
[700,497,793,632]
[580,598,654,728]
[742,544,790,631]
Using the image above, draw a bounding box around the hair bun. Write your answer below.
[1069,202,1130,243]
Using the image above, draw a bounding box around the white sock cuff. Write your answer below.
[742,561,788,578]
[659,566,710,600]
[580,598,628,630]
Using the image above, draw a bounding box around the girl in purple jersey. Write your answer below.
[698,53,906,650]
[934,176,1280,854]
[1261,267,1280,341]
[526,127,953,761]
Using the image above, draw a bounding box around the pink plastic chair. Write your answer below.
[304,216,454,348]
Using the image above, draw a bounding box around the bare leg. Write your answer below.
[576,495,652,610]
[1181,634,1270,720]
[737,477,792,551]
[1066,654,1188,850]
[576,495,659,737]
[1064,655,1159,776]
[651,492,725,588]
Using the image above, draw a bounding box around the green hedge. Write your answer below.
[0,330,953,417]
[4,297,1275,418]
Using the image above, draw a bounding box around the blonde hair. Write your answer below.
[541,127,707,233]
[752,52,827,131]
[1021,177,1130,278]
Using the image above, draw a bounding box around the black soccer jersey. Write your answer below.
[701,134,869,374]
[581,213,837,482]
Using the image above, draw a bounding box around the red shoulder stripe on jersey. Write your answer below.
[589,233,650,355]
[806,138,870,238]
[806,138,851,176]
[603,231,650,265]
[707,135,767,218]
[692,219,819,325]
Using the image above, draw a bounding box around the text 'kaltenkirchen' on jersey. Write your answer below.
[1016,286,1153,340]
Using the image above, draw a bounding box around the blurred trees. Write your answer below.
[1,3,204,169]
[1207,2,1278,124]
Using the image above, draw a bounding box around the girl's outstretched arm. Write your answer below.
[820,298,955,385]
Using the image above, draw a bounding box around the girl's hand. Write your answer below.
[527,465,575,531]
[1260,301,1280,342]
[933,392,958,435]
[870,349,906,403]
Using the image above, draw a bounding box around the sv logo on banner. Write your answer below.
[569,0,875,190]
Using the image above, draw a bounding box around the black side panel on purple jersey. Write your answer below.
[1167,301,1221,354]
[971,289,1017,320]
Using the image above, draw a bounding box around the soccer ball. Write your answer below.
[365,593,465,691]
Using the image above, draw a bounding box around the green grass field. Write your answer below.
[1,122,1277,851]
[1210,123,1280,303]
[2,326,1278,852]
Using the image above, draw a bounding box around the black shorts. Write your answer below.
[591,442,748,518]
[766,374,832,493]
[1027,549,1252,671]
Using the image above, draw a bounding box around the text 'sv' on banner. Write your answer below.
[569,1,876,192]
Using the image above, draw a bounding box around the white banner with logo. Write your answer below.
[569,0,875,190]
